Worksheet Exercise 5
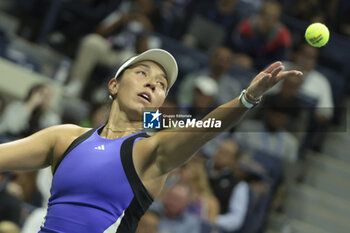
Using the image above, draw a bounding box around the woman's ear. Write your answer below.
[108,78,119,99]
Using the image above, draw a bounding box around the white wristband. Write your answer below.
[239,89,258,109]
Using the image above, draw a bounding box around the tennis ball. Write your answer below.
[305,23,330,47]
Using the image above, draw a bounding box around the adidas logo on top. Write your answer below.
[94,145,105,150]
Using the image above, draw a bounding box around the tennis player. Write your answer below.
[0,49,302,233]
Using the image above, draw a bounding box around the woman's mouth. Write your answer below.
[138,92,151,103]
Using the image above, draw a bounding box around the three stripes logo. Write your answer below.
[94,145,105,150]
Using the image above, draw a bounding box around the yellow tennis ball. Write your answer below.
[305,23,330,47]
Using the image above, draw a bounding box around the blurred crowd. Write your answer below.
[0,0,349,232]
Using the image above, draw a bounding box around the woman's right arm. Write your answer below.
[0,125,66,172]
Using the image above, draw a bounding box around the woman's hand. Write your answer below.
[246,61,303,100]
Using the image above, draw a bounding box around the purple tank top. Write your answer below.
[39,126,152,233]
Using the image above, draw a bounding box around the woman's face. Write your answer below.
[112,61,168,120]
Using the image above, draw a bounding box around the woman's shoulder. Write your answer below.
[48,124,93,150]
[26,124,90,142]
[51,124,94,168]
[50,124,92,135]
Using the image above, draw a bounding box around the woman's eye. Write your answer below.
[158,82,165,89]
[137,71,146,76]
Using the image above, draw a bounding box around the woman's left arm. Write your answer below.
[136,62,302,176]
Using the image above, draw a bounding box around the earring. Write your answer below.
[109,95,113,100]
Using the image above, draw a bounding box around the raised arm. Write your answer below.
[135,62,302,176]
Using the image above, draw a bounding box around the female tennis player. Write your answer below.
[0,49,302,233]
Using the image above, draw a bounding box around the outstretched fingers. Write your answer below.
[264,61,282,74]
[249,63,303,98]
[271,65,284,78]
[275,70,303,82]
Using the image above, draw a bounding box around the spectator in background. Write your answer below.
[46,0,122,54]
[0,221,20,233]
[156,0,199,39]
[337,3,350,36]
[182,76,219,119]
[0,173,21,226]
[11,171,42,208]
[183,0,242,50]
[65,33,153,98]
[95,0,160,37]
[177,46,242,107]
[0,84,61,139]
[65,0,162,98]
[283,42,334,122]
[157,182,202,233]
[281,42,334,152]
[5,171,45,229]
[231,0,291,70]
[12,0,121,48]
[233,97,299,163]
[10,0,50,42]
[202,0,241,29]
[263,75,304,133]
[21,208,47,233]
[289,0,341,27]
[135,210,160,233]
[21,167,52,233]
[80,102,110,128]
[208,140,250,233]
[178,157,220,223]
[289,0,325,23]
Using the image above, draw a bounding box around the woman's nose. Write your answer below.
[145,81,156,91]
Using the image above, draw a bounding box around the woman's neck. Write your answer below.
[100,101,143,139]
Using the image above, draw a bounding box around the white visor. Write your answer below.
[114,49,178,92]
